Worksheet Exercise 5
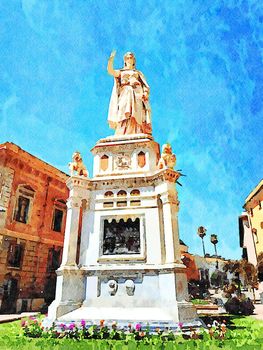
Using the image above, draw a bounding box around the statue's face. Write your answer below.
[124,53,135,68]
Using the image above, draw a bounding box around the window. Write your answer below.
[7,243,24,268]
[52,209,63,232]
[103,191,114,208]
[105,191,114,197]
[13,185,34,224]
[100,155,109,171]
[130,189,141,206]
[137,151,146,168]
[130,189,140,196]
[117,190,127,207]
[47,247,62,272]
[117,190,127,197]
[52,199,66,233]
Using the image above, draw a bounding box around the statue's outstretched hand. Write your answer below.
[109,50,116,59]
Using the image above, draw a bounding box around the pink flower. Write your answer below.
[80,319,86,327]
[21,320,27,327]
[135,323,142,331]
[178,322,183,329]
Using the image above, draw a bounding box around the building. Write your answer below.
[179,240,200,281]
[0,142,68,313]
[240,179,263,280]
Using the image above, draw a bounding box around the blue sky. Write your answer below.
[0,0,262,259]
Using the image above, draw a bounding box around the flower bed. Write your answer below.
[21,316,227,342]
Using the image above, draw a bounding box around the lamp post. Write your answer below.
[210,234,219,269]
[197,226,207,257]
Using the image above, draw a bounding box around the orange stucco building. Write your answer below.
[0,142,69,313]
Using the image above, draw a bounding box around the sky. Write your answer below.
[0,0,262,259]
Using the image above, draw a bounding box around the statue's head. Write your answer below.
[72,151,82,162]
[123,52,136,68]
[162,143,172,154]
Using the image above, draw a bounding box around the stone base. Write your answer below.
[58,304,196,323]
[43,303,201,330]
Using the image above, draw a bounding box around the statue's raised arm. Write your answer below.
[107,51,152,135]
[107,51,120,78]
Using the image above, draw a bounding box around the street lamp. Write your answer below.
[197,226,207,257]
[210,234,219,269]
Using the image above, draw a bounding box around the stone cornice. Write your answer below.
[90,169,181,190]
[80,262,186,274]
[1,228,64,246]
[91,135,159,155]
[0,142,69,183]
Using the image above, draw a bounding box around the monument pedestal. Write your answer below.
[45,135,197,328]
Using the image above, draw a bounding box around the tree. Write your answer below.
[223,259,258,302]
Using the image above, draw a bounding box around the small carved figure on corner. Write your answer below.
[68,151,89,177]
[158,144,176,169]
[108,279,118,296]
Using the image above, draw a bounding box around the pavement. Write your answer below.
[251,303,263,321]
[0,312,39,324]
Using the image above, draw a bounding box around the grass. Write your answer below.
[191,299,210,305]
[0,315,263,349]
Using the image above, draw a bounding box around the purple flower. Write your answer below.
[80,319,86,327]
[60,323,66,330]
[29,316,36,320]
[135,323,142,331]
[178,322,183,329]
[69,323,75,331]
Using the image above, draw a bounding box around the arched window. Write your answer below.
[130,189,141,206]
[13,185,35,224]
[104,191,114,197]
[130,189,140,196]
[117,190,127,197]
[117,190,127,207]
[100,155,109,171]
[103,191,114,208]
[137,151,146,168]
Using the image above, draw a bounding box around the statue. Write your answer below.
[68,151,89,177]
[107,51,152,135]
[158,144,176,170]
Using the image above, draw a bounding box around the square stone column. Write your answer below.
[46,176,91,322]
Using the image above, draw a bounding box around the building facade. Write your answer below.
[240,179,263,280]
[0,142,68,313]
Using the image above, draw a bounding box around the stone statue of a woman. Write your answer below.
[107,51,152,135]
